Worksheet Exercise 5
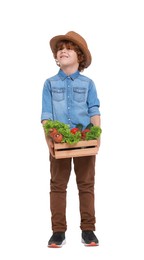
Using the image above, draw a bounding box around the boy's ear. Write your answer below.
[55,59,60,67]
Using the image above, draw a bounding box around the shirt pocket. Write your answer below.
[73,87,86,102]
[52,88,65,101]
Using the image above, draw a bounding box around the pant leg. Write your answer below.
[50,155,71,232]
[73,155,96,231]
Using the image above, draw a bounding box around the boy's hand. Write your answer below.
[42,120,55,157]
[96,138,101,154]
[90,115,101,154]
[47,138,54,157]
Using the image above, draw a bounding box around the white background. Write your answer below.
[0,0,144,259]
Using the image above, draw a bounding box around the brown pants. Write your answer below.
[49,155,96,232]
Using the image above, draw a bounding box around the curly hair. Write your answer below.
[53,40,87,72]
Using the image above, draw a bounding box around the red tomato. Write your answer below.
[53,133,63,143]
[70,128,80,134]
[81,129,90,139]
[49,128,58,138]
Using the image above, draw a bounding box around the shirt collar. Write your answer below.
[58,69,80,81]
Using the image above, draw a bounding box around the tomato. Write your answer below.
[70,128,80,134]
[53,133,63,143]
[49,128,58,138]
[81,129,90,139]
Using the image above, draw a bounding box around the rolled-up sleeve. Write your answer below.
[87,80,100,117]
[41,80,53,122]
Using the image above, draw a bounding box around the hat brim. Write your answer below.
[50,34,92,68]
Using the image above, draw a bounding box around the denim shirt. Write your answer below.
[41,69,100,129]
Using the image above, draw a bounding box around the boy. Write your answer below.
[41,31,101,247]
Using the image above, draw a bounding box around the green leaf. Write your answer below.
[43,120,102,144]
[85,126,102,140]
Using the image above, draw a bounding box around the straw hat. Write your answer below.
[50,31,92,68]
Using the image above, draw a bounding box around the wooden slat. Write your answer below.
[54,140,98,159]
[54,140,97,150]
[55,147,98,159]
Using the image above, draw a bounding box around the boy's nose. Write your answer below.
[61,48,67,52]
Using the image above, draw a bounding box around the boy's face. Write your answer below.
[56,44,79,69]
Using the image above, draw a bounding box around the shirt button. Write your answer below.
[68,107,70,109]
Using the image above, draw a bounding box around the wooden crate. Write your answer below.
[54,140,98,159]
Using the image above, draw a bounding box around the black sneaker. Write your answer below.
[48,232,66,248]
[82,230,99,246]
